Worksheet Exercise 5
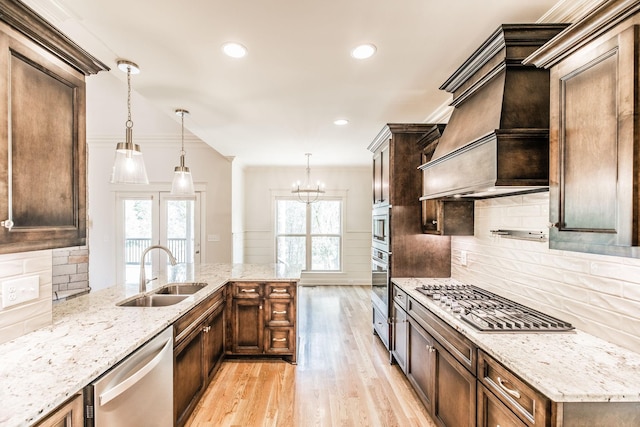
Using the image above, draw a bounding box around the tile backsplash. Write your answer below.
[0,250,52,344]
[452,192,640,354]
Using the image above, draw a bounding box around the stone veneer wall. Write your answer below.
[52,246,90,300]
[0,250,52,344]
[451,192,640,354]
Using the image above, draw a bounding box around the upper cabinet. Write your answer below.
[525,0,640,258]
[0,0,107,254]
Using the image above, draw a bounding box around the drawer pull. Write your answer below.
[273,310,287,314]
[241,289,257,293]
[272,338,287,342]
[497,377,521,399]
[396,294,404,299]
[272,289,288,293]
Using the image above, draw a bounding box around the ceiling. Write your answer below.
[24,0,560,167]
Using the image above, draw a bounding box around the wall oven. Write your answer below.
[372,205,390,251]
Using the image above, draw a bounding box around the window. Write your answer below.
[276,199,342,271]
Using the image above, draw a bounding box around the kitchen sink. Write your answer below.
[153,282,207,295]
[117,294,189,307]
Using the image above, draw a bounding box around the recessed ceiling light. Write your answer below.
[222,42,247,58]
[334,119,349,126]
[351,44,376,59]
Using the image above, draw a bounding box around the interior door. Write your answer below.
[117,192,201,286]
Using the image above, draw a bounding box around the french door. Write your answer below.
[116,191,201,286]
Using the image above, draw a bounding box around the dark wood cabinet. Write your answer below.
[226,281,297,363]
[421,200,474,236]
[34,393,83,427]
[403,294,477,427]
[372,142,389,206]
[477,383,527,427]
[174,288,225,427]
[525,0,640,258]
[0,0,106,254]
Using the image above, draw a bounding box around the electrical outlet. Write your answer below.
[460,250,468,267]
[2,276,39,308]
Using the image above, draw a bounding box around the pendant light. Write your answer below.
[292,153,325,204]
[171,109,195,195]
[110,60,149,184]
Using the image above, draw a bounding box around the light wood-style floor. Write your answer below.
[186,285,437,427]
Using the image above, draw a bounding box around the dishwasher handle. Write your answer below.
[99,336,172,406]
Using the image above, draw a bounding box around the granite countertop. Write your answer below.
[0,263,300,427]
[393,277,640,403]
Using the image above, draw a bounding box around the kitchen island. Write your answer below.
[0,263,300,427]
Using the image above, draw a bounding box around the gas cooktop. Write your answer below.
[415,283,574,333]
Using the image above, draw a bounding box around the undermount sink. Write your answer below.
[153,282,207,295]
[117,294,189,307]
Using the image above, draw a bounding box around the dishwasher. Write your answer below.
[84,326,173,426]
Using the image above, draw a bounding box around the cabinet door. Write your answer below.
[407,316,436,411]
[372,304,390,349]
[34,393,83,427]
[391,302,408,373]
[432,340,476,427]
[174,325,206,427]
[0,31,87,253]
[549,25,640,257]
[230,298,264,354]
[372,142,390,206]
[203,303,225,382]
[421,200,474,236]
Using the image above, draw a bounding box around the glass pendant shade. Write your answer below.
[111,128,149,184]
[110,60,149,184]
[170,109,195,196]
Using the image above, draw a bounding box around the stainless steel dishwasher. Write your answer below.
[84,326,173,426]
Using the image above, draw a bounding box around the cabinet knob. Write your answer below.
[548,222,559,228]
[432,220,438,225]
[426,345,435,353]
[1,219,14,230]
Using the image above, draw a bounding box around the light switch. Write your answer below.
[2,275,40,309]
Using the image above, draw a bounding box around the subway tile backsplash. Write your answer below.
[452,192,640,354]
[0,250,52,344]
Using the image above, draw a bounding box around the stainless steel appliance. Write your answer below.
[416,283,574,332]
[84,326,173,426]
[372,205,390,252]
[371,247,390,311]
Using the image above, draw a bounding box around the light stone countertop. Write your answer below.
[393,277,640,403]
[0,263,300,427]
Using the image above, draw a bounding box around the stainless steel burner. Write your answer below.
[416,284,574,332]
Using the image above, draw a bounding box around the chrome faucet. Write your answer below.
[139,245,178,293]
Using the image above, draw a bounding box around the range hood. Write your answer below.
[420,24,569,200]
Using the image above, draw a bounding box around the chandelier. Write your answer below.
[292,153,325,204]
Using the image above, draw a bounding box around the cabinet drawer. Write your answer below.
[265,299,295,326]
[477,383,527,427]
[478,350,549,427]
[407,296,476,374]
[265,282,295,299]
[174,288,224,344]
[265,327,295,354]
[392,285,407,310]
[232,282,263,298]
[373,304,389,348]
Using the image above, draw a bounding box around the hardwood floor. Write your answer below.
[186,285,436,427]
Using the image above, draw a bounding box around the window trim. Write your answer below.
[275,196,343,272]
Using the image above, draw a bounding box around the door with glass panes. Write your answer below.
[116,192,201,286]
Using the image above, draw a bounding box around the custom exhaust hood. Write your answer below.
[420,24,569,200]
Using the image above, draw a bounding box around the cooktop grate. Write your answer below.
[415,283,574,333]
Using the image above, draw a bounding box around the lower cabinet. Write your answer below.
[34,393,83,427]
[391,301,408,372]
[174,288,225,427]
[226,281,297,363]
[477,383,527,427]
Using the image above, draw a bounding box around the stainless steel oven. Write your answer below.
[372,205,390,251]
[371,247,390,311]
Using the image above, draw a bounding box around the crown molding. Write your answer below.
[537,0,607,24]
